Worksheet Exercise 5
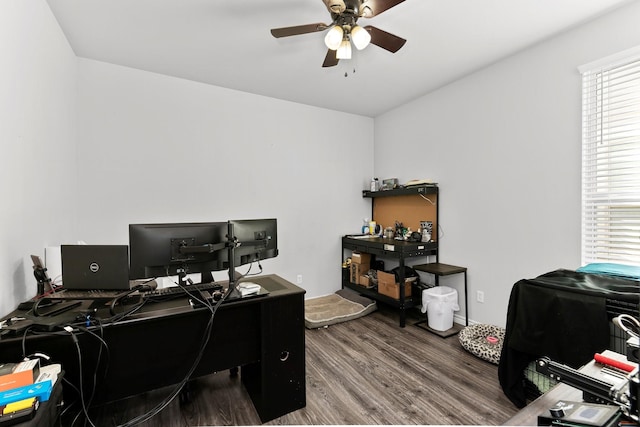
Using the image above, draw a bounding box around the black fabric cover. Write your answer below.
[498,269,639,408]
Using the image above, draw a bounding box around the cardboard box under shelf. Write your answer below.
[350,263,370,284]
[377,271,413,300]
[358,275,370,287]
[351,252,372,265]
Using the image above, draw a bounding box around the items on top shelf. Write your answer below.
[405,179,436,187]
[366,178,437,193]
[381,178,398,190]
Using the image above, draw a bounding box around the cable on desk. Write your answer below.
[117,282,229,427]
[71,322,109,427]
[65,327,98,427]
[32,276,64,300]
[108,279,158,316]
[77,320,109,394]
[240,260,263,278]
[16,324,91,426]
[59,360,97,427]
[107,294,149,322]
[20,325,35,360]
[41,321,110,427]
[14,314,114,427]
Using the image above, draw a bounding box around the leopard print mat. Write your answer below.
[458,324,506,365]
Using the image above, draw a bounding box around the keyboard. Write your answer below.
[142,282,223,301]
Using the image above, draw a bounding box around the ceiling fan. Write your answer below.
[270,0,407,67]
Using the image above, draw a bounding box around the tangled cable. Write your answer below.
[613,314,640,339]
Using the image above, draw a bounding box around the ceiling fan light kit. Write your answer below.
[350,25,371,50]
[324,25,344,50]
[336,38,352,59]
[270,0,406,68]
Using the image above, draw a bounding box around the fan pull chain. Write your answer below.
[344,66,357,77]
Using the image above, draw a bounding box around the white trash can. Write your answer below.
[421,286,460,331]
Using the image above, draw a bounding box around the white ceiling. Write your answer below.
[46,0,632,117]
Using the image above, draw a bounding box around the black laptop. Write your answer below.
[58,245,131,297]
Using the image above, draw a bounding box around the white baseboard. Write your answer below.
[454,314,479,326]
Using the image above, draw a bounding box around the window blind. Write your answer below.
[581,50,640,266]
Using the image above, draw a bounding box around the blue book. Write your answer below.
[0,379,53,406]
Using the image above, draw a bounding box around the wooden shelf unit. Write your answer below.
[413,262,469,332]
[342,185,439,327]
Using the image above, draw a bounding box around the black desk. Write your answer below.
[0,274,306,423]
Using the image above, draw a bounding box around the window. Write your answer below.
[580,47,640,266]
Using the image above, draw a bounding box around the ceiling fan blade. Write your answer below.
[364,26,406,53]
[359,0,406,18]
[270,23,329,38]
[322,49,340,67]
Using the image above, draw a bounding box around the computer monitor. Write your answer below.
[219,218,278,297]
[224,218,278,269]
[129,222,228,284]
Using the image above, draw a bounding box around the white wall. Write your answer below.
[74,59,373,298]
[374,1,640,327]
[0,1,77,316]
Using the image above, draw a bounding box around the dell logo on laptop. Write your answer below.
[90,262,100,273]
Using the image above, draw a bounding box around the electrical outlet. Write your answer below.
[476,291,485,303]
[296,274,303,285]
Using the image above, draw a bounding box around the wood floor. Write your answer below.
[86,306,519,426]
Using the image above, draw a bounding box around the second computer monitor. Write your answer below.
[226,218,278,268]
